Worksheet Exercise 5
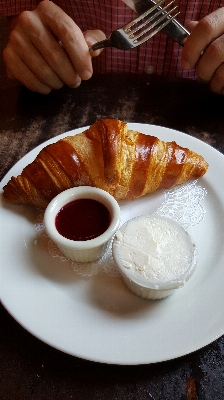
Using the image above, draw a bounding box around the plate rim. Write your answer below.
[1,123,224,365]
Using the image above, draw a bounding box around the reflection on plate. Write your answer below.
[1,123,224,365]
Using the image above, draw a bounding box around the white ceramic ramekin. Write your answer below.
[44,186,120,263]
[112,215,197,300]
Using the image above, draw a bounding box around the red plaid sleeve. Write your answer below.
[0,1,40,16]
[0,0,222,79]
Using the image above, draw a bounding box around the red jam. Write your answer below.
[55,198,111,241]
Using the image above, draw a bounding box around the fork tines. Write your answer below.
[126,0,180,45]
[89,0,181,52]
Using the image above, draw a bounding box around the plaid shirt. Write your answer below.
[0,1,222,78]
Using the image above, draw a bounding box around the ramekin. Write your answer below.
[112,215,197,300]
[44,186,120,263]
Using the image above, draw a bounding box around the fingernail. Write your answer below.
[82,69,92,80]
[69,80,81,89]
[87,38,95,46]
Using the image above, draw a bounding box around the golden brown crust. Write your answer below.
[3,119,209,208]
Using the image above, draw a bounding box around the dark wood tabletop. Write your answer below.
[0,16,224,400]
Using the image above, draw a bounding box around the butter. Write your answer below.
[113,215,197,287]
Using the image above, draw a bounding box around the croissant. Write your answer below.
[3,119,208,208]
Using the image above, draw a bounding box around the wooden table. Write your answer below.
[0,32,224,399]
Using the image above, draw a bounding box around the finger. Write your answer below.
[83,29,106,56]
[5,65,14,80]
[182,8,224,69]
[4,49,52,94]
[185,21,198,33]
[17,10,82,88]
[209,62,224,95]
[196,34,224,82]
[6,27,64,89]
[37,1,93,80]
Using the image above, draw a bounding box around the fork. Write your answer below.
[89,0,179,52]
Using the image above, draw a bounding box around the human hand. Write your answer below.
[181,8,224,95]
[3,0,106,94]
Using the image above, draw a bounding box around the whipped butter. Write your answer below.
[113,215,197,298]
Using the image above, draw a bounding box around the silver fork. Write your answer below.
[89,0,179,52]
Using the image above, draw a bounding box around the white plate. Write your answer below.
[1,123,224,365]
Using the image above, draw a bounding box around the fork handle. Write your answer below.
[89,39,110,53]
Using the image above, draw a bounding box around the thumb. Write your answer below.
[185,20,198,33]
[181,21,199,70]
[83,29,106,56]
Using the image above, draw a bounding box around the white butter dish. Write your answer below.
[112,215,197,300]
